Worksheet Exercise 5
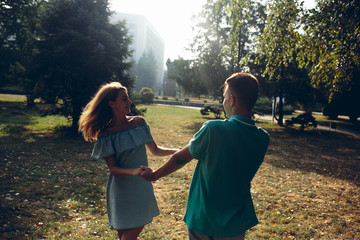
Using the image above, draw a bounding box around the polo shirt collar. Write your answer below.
[230,115,255,127]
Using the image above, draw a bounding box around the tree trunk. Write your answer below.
[278,89,284,126]
[71,103,81,136]
[272,96,277,122]
[26,94,35,108]
[277,63,284,126]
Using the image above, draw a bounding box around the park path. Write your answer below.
[161,104,360,138]
[255,113,360,138]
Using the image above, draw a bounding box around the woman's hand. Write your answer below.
[133,168,145,176]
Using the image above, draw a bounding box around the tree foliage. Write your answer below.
[167,58,193,95]
[258,0,301,78]
[222,0,266,72]
[186,0,267,99]
[133,49,157,91]
[190,0,230,98]
[299,0,360,98]
[28,0,134,131]
[0,0,42,88]
[166,58,207,97]
[185,0,359,122]
[223,0,251,71]
[257,0,302,125]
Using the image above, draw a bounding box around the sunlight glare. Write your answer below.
[109,0,205,60]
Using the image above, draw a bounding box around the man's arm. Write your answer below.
[141,145,193,181]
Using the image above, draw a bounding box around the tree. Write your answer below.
[0,0,42,88]
[222,0,266,72]
[28,0,134,131]
[298,0,360,102]
[167,58,199,96]
[223,0,268,98]
[133,49,157,91]
[189,0,267,99]
[190,0,230,99]
[257,0,302,125]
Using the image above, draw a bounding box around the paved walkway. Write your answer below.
[255,114,360,138]
[163,104,360,138]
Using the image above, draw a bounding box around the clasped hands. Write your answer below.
[139,166,157,181]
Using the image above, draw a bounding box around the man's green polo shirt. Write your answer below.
[184,115,270,237]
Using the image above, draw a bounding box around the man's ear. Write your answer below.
[230,94,236,106]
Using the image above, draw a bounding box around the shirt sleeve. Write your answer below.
[188,122,211,160]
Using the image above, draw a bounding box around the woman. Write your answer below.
[78,82,177,239]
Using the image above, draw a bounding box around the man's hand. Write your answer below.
[140,166,157,181]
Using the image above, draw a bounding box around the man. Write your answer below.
[142,72,270,240]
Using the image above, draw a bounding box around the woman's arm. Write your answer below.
[104,155,143,177]
[146,141,179,156]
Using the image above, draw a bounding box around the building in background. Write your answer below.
[111,13,165,91]
[162,78,177,97]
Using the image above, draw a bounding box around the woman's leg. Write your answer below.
[117,226,144,240]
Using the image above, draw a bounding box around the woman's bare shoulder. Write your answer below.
[128,116,146,125]
[97,117,146,137]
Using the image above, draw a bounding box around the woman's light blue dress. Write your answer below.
[91,123,159,230]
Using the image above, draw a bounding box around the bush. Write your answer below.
[200,105,223,119]
[184,98,190,102]
[128,90,146,116]
[139,87,155,104]
[162,96,168,100]
[254,97,272,114]
[254,97,294,115]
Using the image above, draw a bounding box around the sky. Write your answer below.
[109,0,316,61]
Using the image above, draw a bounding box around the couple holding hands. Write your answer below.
[78,72,269,240]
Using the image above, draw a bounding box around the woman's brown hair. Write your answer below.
[78,82,127,142]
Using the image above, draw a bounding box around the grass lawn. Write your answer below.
[0,96,359,239]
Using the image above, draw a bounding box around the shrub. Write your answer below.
[184,98,190,102]
[128,90,146,116]
[254,97,272,114]
[254,97,294,115]
[139,87,155,104]
[162,96,168,100]
[200,105,222,119]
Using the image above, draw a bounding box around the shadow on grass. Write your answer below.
[265,127,360,186]
[177,116,359,187]
[185,117,227,135]
[185,122,204,135]
[186,117,360,186]
[0,101,32,136]
[0,130,107,239]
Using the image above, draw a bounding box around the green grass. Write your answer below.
[0,93,26,102]
[1,95,359,239]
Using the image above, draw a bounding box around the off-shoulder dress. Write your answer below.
[91,122,159,230]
